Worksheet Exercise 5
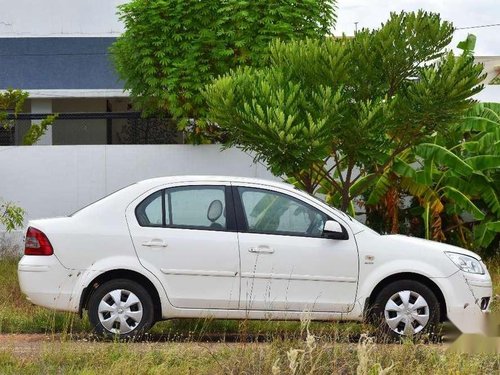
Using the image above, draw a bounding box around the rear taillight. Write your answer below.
[24,227,53,256]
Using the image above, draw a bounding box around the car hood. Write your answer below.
[379,234,482,260]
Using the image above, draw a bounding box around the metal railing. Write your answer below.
[0,112,181,145]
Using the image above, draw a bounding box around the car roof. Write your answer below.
[138,175,294,191]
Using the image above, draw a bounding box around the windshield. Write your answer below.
[299,189,353,220]
[297,188,380,235]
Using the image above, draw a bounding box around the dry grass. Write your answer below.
[0,330,498,374]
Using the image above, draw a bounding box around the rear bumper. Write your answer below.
[443,270,493,334]
[18,255,79,312]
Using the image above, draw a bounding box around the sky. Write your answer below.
[334,0,500,56]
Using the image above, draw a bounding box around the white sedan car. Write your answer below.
[18,176,492,338]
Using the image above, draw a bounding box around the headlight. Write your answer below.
[445,252,484,274]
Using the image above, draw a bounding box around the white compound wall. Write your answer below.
[0,145,277,249]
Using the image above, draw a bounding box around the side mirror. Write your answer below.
[323,220,348,240]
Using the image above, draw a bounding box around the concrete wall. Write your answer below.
[0,0,126,37]
[0,145,276,248]
[474,85,500,103]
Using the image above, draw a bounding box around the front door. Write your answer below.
[126,183,240,310]
[235,185,359,313]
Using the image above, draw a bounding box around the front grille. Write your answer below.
[480,297,490,311]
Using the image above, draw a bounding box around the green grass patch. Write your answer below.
[489,256,500,313]
[0,255,90,335]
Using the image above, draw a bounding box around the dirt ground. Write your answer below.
[0,333,258,359]
[1,330,498,359]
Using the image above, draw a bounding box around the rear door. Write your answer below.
[126,183,240,310]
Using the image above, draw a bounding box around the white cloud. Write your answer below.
[334,0,500,55]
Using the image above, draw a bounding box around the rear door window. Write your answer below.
[135,186,227,230]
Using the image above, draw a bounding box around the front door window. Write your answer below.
[238,187,327,237]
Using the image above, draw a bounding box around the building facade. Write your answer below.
[0,0,172,146]
[0,0,499,146]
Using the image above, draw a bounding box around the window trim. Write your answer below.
[135,189,164,228]
[161,190,166,227]
[233,186,338,239]
[135,185,237,232]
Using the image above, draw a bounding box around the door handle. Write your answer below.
[248,246,274,254]
[142,239,168,248]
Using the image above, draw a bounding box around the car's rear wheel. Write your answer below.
[88,279,154,338]
[371,280,440,340]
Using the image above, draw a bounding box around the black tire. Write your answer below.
[88,279,155,339]
[370,280,440,341]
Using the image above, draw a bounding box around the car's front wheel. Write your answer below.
[371,280,440,339]
[88,279,155,338]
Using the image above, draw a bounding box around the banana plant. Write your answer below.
[366,102,500,254]
[458,102,500,251]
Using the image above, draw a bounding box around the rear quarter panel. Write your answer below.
[30,182,159,270]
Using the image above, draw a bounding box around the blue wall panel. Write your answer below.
[0,37,123,90]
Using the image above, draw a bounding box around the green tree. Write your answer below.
[0,89,55,231]
[111,0,336,142]
[359,35,499,255]
[205,11,485,212]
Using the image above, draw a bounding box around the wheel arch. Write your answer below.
[364,272,447,322]
[79,269,162,321]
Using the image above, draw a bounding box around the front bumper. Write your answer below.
[443,269,493,334]
[18,255,80,312]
